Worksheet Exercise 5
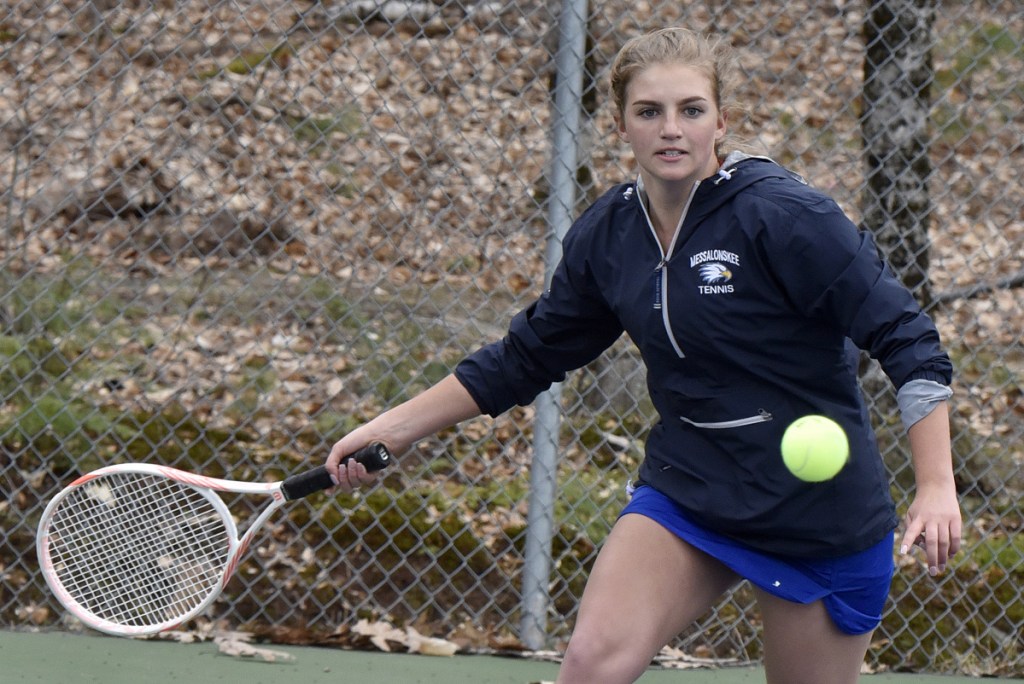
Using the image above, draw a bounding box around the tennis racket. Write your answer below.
[35,443,391,637]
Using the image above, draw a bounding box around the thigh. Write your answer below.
[558,513,739,684]
[753,587,873,684]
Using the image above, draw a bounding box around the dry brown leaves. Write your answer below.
[2,0,1021,653]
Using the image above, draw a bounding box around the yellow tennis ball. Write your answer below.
[780,415,849,482]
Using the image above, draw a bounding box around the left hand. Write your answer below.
[900,483,962,575]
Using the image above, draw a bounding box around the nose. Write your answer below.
[660,114,683,138]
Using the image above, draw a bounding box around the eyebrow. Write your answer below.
[630,96,709,107]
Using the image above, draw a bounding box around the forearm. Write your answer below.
[326,374,482,488]
[353,373,482,452]
[906,401,955,489]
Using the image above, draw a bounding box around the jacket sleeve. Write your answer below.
[768,194,952,390]
[455,224,625,417]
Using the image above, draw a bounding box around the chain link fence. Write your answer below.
[2,0,1022,676]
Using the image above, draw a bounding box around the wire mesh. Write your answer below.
[1,0,1021,675]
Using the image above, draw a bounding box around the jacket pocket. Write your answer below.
[679,408,773,429]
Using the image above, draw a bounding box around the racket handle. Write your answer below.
[281,442,393,500]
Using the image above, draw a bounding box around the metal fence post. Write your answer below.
[520,0,589,651]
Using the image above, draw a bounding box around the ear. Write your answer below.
[615,114,629,142]
[714,110,728,141]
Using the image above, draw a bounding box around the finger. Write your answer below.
[924,522,940,575]
[325,442,349,485]
[900,518,924,555]
[329,460,357,492]
[948,518,963,559]
[934,523,950,573]
[339,457,373,490]
[349,456,377,484]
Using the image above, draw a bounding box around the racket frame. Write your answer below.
[36,448,388,637]
[36,464,287,636]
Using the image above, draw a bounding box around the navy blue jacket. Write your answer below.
[455,157,951,557]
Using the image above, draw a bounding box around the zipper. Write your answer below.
[652,259,666,310]
[680,409,774,429]
[639,180,701,359]
[659,268,685,357]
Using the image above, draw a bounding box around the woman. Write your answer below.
[325,27,961,683]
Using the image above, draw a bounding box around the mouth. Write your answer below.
[657,149,687,158]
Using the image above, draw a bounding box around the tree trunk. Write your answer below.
[859,1,938,478]
[861,0,936,308]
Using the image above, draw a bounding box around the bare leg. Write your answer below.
[556,514,739,684]
[754,588,873,684]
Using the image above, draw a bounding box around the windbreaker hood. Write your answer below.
[686,153,806,222]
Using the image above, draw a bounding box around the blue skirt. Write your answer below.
[620,485,895,635]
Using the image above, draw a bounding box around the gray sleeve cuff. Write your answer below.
[897,379,953,432]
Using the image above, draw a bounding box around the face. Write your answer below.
[616,62,727,189]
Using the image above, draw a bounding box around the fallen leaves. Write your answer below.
[215,632,297,663]
[348,618,459,656]
[2,0,1021,670]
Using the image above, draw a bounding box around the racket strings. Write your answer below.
[45,472,232,628]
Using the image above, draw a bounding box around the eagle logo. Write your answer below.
[699,262,733,283]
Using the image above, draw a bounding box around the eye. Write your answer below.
[683,106,704,117]
[637,107,660,118]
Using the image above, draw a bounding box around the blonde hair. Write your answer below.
[609,27,751,156]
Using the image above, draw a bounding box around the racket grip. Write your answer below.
[282,442,393,500]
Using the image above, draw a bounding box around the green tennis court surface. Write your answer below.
[1,630,1010,683]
